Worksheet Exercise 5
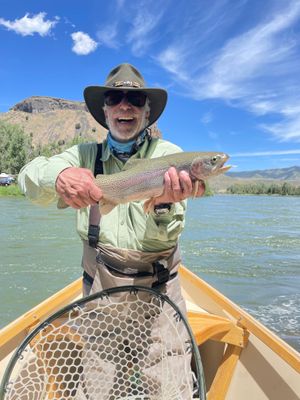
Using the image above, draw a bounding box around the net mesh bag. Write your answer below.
[1,286,205,400]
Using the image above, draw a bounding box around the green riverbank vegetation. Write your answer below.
[0,121,87,175]
[0,184,23,197]
[227,182,300,196]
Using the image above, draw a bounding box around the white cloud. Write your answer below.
[156,0,300,142]
[201,112,213,124]
[261,115,300,143]
[126,4,167,56]
[71,31,98,55]
[97,24,119,49]
[0,12,58,36]
[195,2,300,101]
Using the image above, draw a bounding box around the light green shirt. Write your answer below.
[18,137,187,252]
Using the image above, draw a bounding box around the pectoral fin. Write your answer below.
[99,199,117,215]
[57,198,69,209]
[143,197,156,214]
[192,180,199,198]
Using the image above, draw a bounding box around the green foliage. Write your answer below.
[0,121,34,174]
[227,182,300,196]
[0,184,23,197]
[204,182,214,196]
[0,121,92,174]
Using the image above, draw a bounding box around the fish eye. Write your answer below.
[211,155,219,165]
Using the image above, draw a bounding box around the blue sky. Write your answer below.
[1,0,300,171]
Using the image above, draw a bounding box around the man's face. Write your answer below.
[103,90,150,142]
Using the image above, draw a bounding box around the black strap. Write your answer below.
[82,268,177,289]
[94,143,103,177]
[88,144,103,248]
[83,270,94,285]
[151,261,171,288]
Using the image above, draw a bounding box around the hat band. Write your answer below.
[112,80,142,88]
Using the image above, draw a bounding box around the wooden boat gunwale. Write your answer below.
[0,265,299,400]
[1,266,299,373]
[179,266,300,373]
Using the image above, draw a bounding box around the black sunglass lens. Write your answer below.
[104,91,123,106]
[104,91,147,107]
[127,92,147,107]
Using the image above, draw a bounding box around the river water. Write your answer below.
[0,195,299,351]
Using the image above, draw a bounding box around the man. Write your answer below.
[19,63,205,398]
[19,63,204,298]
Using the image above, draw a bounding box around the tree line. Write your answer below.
[227,182,300,196]
[0,121,86,174]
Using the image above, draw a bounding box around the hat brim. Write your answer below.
[84,86,167,130]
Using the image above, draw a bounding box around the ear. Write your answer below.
[103,107,108,119]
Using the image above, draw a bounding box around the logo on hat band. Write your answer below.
[113,80,141,88]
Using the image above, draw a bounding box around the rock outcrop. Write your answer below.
[0,96,162,146]
[10,96,87,114]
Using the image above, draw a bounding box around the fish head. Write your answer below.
[190,152,231,180]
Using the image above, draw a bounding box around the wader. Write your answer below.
[76,142,192,399]
[78,241,192,400]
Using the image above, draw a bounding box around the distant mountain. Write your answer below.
[0,96,161,147]
[209,166,300,193]
[227,166,300,181]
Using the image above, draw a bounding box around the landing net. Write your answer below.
[1,286,206,400]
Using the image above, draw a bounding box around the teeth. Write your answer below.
[118,117,133,121]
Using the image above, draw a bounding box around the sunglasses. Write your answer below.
[104,90,147,107]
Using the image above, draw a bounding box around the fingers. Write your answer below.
[56,167,103,209]
[168,167,183,202]
[154,167,206,205]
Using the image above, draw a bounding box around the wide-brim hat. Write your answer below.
[84,63,167,130]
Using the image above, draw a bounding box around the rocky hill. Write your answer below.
[0,96,161,147]
[227,166,300,180]
[210,167,300,193]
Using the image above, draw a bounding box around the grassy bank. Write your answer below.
[0,184,23,197]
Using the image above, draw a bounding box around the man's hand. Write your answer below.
[56,167,102,209]
[154,167,205,205]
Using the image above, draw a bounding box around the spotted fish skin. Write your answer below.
[58,151,230,214]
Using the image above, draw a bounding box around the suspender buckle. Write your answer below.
[88,224,100,248]
[152,261,170,288]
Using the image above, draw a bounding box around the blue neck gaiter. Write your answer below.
[107,132,136,153]
[107,130,148,156]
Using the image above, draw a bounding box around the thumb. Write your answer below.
[89,183,103,202]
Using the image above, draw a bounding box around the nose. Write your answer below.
[119,95,132,109]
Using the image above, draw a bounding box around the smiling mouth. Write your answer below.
[117,117,135,123]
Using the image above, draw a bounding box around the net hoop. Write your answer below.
[0,285,206,400]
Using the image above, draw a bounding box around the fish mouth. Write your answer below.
[213,153,231,174]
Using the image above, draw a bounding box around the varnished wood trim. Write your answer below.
[179,265,300,373]
[207,344,242,400]
[0,278,82,361]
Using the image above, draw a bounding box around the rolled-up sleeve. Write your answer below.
[18,146,80,206]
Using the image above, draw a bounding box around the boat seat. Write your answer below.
[187,310,248,348]
[187,310,249,400]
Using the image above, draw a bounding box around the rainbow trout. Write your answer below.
[58,152,230,214]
